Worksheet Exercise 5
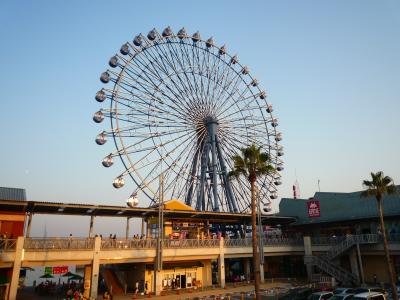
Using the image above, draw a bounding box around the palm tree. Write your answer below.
[229,144,275,299]
[361,171,398,300]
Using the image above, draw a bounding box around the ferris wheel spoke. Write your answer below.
[143,41,200,111]
[115,54,195,118]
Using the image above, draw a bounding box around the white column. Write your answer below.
[303,236,313,281]
[90,236,101,299]
[218,238,225,288]
[9,237,24,300]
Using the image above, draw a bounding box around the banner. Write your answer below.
[307,200,320,218]
[45,266,69,274]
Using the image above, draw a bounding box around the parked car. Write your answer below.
[334,288,354,294]
[307,291,334,300]
[279,288,314,300]
[351,291,386,300]
[348,287,388,298]
[330,293,354,300]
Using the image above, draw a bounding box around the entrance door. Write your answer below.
[180,275,186,288]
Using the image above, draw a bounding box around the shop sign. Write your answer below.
[45,266,69,274]
[307,200,320,218]
[53,266,68,274]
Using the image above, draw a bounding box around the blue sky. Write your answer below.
[0,1,399,236]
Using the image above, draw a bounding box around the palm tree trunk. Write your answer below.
[251,179,261,299]
[377,197,398,300]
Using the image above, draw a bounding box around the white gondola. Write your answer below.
[95,90,106,102]
[271,118,278,127]
[162,26,172,37]
[177,28,186,39]
[147,29,157,41]
[266,104,273,113]
[133,35,143,46]
[127,193,139,207]
[192,31,200,42]
[109,56,118,68]
[113,177,125,189]
[100,72,110,83]
[95,132,107,145]
[120,43,130,55]
[102,154,113,167]
[93,111,104,123]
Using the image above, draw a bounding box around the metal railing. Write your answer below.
[163,239,220,248]
[101,239,157,249]
[304,255,357,285]
[24,238,94,250]
[325,234,378,260]
[0,239,17,251]
[224,237,303,248]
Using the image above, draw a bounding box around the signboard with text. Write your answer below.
[307,200,320,218]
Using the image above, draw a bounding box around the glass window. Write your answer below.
[371,296,384,300]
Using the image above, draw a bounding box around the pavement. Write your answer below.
[17,282,293,300]
[100,282,292,300]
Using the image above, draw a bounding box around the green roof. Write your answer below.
[279,187,400,225]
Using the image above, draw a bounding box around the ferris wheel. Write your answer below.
[93,27,283,213]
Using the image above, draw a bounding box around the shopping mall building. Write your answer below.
[1,186,400,299]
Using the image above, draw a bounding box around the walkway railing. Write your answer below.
[163,239,220,248]
[24,238,94,250]
[101,239,156,249]
[0,239,17,251]
[224,237,303,248]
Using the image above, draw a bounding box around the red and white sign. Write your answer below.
[307,200,320,218]
[52,266,68,274]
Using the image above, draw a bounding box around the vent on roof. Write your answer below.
[0,187,27,201]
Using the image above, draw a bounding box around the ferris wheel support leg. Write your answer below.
[216,138,238,213]
[197,143,209,211]
[207,121,220,212]
[185,143,201,207]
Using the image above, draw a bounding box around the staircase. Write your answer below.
[305,234,378,285]
[325,234,378,260]
[100,268,124,295]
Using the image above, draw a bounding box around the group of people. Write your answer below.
[35,281,86,299]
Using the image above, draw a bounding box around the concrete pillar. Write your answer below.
[153,270,163,296]
[303,236,313,281]
[83,265,92,299]
[260,263,265,283]
[88,215,94,238]
[141,218,145,236]
[218,238,225,288]
[25,213,33,238]
[202,260,212,287]
[356,242,365,284]
[90,236,101,299]
[9,236,24,300]
[243,258,251,282]
[349,248,360,284]
[126,217,130,240]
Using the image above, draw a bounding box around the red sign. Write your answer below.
[52,266,68,274]
[307,200,320,218]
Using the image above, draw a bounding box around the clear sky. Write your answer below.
[0,1,399,237]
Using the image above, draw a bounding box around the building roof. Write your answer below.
[0,198,295,225]
[279,187,400,225]
[0,187,26,201]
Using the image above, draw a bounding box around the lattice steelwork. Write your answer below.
[93,27,283,213]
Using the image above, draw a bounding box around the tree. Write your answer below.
[229,144,275,299]
[361,171,398,300]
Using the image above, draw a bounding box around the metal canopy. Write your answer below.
[0,199,295,225]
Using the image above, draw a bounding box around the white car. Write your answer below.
[351,292,386,300]
[330,293,354,300]
[334,288,354,295]
[307,291,334,300]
